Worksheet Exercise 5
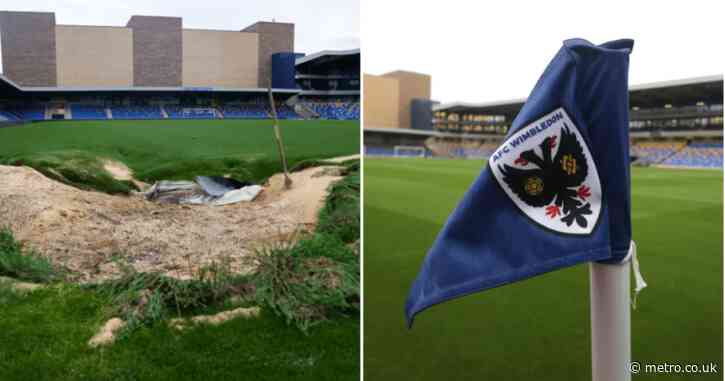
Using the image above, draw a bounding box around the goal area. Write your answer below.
[394,145,427,158]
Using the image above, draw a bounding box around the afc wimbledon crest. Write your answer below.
[490,108,602,235]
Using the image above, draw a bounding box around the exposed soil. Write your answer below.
[104,160,148,190]
[169,307,261,331]
[325,154,359,163]
[0,276,45,293]
[103,161,133,181]
[88,318,126,348]
[0,165,343,283]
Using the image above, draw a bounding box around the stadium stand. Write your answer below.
[165,106,217,119]
[630,141,686,165]
[294,49,360,120]
[273,104,302,119]
[301,97,360,120]
[0,110,21,121]
[661,142,723,168]
[424,138,498,159]
[220,104,269,119]
[110,106,164,120]
[70,104,107,120]
[8,105,46,121]
[365,147,395,157]
[365,75,722,170]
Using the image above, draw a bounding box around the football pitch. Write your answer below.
[0,119,359,186]
[364,158,722,380]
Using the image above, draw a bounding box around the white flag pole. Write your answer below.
[590,257,631,381]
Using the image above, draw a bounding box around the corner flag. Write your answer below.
[405,38,636,327]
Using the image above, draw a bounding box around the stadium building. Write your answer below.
[0,11,359,123]
[364,73,723,169]
[363,70,437,156]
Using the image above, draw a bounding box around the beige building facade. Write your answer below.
[0,11,294,89]
[55,25,134,87]
[364,71,431,129]
[363,74,400,129]
[182,30,259,88]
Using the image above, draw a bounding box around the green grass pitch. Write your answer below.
[0,119,359,381]
[364,158,722,380]
[0,119,359,164]
[0,119,359,185]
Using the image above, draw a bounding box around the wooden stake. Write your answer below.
[267,81,293,189]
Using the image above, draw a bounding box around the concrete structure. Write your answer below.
[182,29,258,88]
[241,22,295,87]
[0,11,295,89]
[0,11,57,86]
[363,74,400,129]
[363,71,431,129]
[55,25,133,86]
[126,16,183,87]
[381,71,431,129]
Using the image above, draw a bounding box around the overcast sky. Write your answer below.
[363,0,724,104]
[0,0,360,73]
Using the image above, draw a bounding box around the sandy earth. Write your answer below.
[103,161,133,181]
[103,160,148,190]
[324,154,359,163]
[0,165,343,283]
[88,318,126,348]
[169,306,261,331]
[0,276,45,292]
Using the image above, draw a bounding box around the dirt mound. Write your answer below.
[0,165,343,283]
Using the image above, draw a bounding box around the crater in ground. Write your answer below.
[0,163,344,283]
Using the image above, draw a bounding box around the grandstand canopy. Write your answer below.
[0,74,22,97]
[295,49,360,74]
[629,75,723,108]
[0,72,300,98]
[434,75,723,119]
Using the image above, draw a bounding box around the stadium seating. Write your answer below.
[661,142,723,168]
[0,110,21,121]
[165,106,217,119]
[70,104,107,120]
[426,139,498,159]
[300,97,360,120]
[273,104,302,119]
[2,105,46,121]
[111,106,163,120]
[630,141,685,165]
[220,104,269,119]
[365,147,396,156]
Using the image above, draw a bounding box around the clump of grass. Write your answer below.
[253,234,359,333]
[87,259,255,337]
[253,164,361,333]
[135,156,330,185]
[0,226,59,283]
[291,158,359,175]
[317,170,360,243]
[2,151,137,195]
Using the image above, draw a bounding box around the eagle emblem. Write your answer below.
[490,108,601,235]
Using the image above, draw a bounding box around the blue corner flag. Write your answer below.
[405,38,634,327]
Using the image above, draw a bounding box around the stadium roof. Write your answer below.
[295,49,360,67]
[20,87,300,94]
[0,74,300,95]
[434,75,724,118]
[629,75,723,108]
[0,74,23,96]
